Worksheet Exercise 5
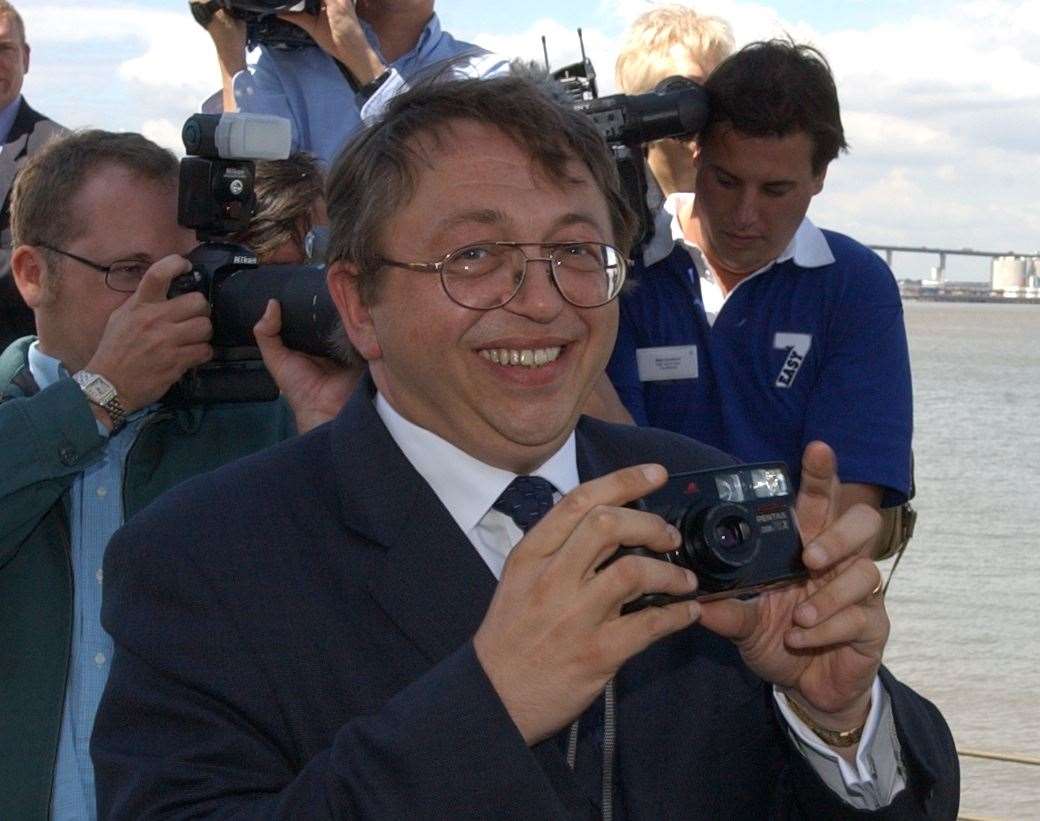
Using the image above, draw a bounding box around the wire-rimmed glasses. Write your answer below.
[377,241,628,310]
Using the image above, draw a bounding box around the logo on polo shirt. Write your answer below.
[773,333,812,388]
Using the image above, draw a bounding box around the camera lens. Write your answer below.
[714,515,751,551]
[679,503,760,587]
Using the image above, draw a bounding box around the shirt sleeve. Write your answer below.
[802,250,913,505]
[359,51,511,125]
[774,678,907,810]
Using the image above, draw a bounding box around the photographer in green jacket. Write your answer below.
[0,129,351,820]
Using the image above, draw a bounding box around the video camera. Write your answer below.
[545,30,710,248]
[166,113,338,405]
[603,463,807,612]
[190,0,319,50]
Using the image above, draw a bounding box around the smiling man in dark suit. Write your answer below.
[92,75,958,819]
[0,0,65,349]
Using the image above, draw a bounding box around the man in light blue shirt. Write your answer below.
[0,128,354,819]
[197,0,508,166]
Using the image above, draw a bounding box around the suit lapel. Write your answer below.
[0,100,34,206]
[328,378,498,664]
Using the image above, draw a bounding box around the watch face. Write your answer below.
[76,372,117,405]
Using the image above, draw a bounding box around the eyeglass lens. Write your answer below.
[441,243,624,309]
[105,260,151,293]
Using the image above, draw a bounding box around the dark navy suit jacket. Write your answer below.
[0,99,66,349]
[92,382,958,819]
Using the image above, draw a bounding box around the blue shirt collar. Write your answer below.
[27,339,67,390]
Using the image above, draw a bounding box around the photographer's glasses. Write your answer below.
[38,244,148,293]
[378,241,629,310]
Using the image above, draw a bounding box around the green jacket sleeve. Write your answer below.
[0,378,106,561]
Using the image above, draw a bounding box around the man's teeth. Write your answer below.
[479,346,563,368]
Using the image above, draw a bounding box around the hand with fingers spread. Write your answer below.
[697,441,887,733]
[253,299,361,433]
[473,464,702,746]
[84,256,213,416]
[280,1,386,85]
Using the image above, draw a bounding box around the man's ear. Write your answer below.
[11,245,52,308]
[326,260,382,362]
[812,164,828,196]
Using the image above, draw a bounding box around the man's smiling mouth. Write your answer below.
[478,346,564,368]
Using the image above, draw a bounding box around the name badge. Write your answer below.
[636,345,698,382]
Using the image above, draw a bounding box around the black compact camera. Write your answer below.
[608,463,807,612]
[167,113,338,405]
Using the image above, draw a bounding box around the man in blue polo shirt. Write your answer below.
[605,39,913,530]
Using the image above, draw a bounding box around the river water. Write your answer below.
[881,300,1040,819]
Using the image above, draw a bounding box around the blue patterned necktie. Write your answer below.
[492,475,557,533]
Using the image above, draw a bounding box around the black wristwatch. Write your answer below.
[357,68,392,103]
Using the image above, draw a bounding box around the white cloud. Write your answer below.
[140,118,186,154]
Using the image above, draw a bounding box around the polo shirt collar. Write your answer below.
[375,392,580,537]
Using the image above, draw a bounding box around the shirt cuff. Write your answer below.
[774,678,907,809]
[358,67,406,124]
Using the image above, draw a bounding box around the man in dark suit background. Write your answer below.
[92,75,958,818]
[0,0,65,349]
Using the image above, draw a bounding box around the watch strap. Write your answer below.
[357,68,392,103]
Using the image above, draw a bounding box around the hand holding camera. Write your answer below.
[473,464,701,746]
[86,257,214,415]
[697,442,887,735]
[279,0,386,85]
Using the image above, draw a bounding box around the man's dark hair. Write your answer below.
[703,39,848,175]
[325,74,637,305]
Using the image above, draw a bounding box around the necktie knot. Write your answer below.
[492,475,557,533]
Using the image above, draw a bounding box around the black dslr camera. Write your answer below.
[609,463,807,612]
[190,0,320,50]
[167,113,338,405]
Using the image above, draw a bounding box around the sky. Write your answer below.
[18,0,1040,280]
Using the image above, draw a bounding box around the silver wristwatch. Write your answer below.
[72,371,127,432]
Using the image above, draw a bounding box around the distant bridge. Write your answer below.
[868,245,1038,280]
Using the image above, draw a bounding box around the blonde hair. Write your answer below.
[615,5,734,94]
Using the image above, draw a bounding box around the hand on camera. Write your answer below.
[280,0,385,85]
[253,299,360,433]
[85,256,213,416]
[192,1,248,74]
[697,441,887,733]
[473,465,701,745]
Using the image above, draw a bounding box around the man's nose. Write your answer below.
[734,190,759,227]
[506,257,566,320]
